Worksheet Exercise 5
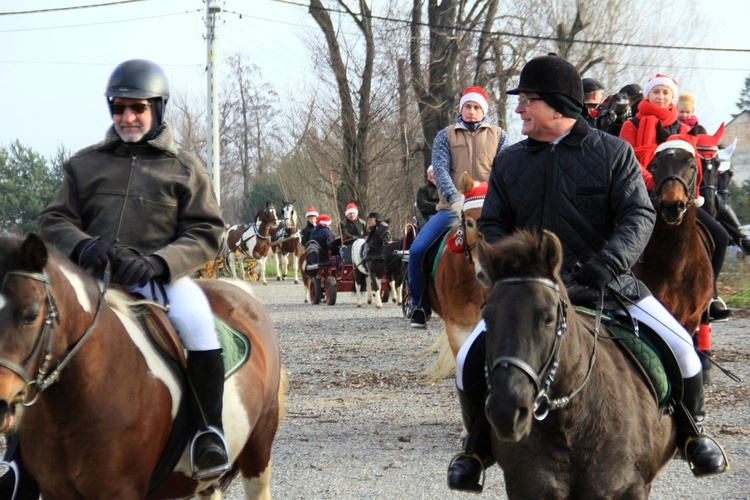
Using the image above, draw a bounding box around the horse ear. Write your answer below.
[538,230,563,277]
[475,232,496,286]
[655,122,669,144]
[21,233,48,273]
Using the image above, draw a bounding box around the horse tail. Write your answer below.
[420,329,455,382]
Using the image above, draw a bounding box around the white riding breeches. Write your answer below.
[128,277,220,351]
[625,295,701,379]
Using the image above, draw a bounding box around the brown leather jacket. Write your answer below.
[39,123,224,281]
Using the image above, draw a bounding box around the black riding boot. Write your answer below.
[187,349,231,480]
[677,373,728,477]
[447,385,495,492]
[0,434,40,500]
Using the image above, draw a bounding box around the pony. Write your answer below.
[424,172,490,379]
[271,200,302,284]
[633,141,713,337]
[352,220,393,309]
[478,229,676,498]
[223,203,277,281]
[0,233,284,499]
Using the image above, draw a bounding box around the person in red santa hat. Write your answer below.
[342,203,366,241]
[301,207,318,246]
[407,85,509,329]
[620,74,731,321]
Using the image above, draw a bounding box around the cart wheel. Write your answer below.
[313,277,323,305]
[401,270,412,318]
[326,276,338,305]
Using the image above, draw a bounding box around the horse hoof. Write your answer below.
[277,277,281,281]
[294,280,300,284]
[262,282,269,286]
[377,305,383,309]
[357,304,363,308]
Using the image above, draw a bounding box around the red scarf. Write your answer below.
[633,101,680,175]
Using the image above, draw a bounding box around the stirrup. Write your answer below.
[708,297,730,322]
[189,426,231,480]
[447,451,486,492]
[684,433,730,478]
[0,459,20,500]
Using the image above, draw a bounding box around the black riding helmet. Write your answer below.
[105,59,170,129]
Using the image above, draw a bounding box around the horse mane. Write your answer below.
[477,229,563,283]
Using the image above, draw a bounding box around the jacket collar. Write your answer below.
[97,121,179,157]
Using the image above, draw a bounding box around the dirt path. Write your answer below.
[222,280,750,499]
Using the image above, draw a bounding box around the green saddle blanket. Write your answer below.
[575,307,670,407]
[215,316,251,377]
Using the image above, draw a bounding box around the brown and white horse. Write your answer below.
[0,233,284,499]
[271,200,302,284]
[223,203,277,282]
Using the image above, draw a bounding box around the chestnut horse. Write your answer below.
[424,172,489,379]
[633,142,713,337]
[223,203,277,282]
[0,233,284,499]
[271,200,302,284]
[478,229,676,498]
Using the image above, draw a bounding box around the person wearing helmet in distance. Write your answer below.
[34,60,228,482]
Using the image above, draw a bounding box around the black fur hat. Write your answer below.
[507,53,583,106]
[582,78,604,94]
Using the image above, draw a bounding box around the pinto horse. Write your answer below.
[352,220,393,308]
[478,229,676,498]
[223,203,277,282]
[271,200,302,284]
[424,172,490,379]
[633,141,713,337]
[0,233,284,499]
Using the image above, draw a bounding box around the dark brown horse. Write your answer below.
[478,229,676,498]
[0,233,284,498]
[633,141,713,337]
[271,200,302,284]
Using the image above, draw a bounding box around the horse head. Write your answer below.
[594,92,631,131]
[455,172,488,270]
[477,229,568,441]
[257,202,278,234]
[648,137,699,225]
[365,219,392,251]
[696,124,730,218]
[0,233,101,432]
[280,200,297,228]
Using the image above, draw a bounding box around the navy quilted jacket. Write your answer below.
[478,117,655,279]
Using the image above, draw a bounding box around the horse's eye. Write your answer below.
[17,306,41,326]
[466,219,475,228]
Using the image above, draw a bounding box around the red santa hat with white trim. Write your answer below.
[459,86,489,115]
[305,207,319,218]
[643,74,678,99]
[462,182,489,211]
[317,214,332,226]
[345,203,358,216]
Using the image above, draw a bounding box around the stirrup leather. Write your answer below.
[684,433,730,478]
[189,426,231,480]
[0,459,20,500]
[447,451,486,492]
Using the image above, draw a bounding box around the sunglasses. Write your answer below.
[109,102,152,115]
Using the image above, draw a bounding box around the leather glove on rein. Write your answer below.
[116,255,167,287]
[73,238,115,273]
[571,258,614,290]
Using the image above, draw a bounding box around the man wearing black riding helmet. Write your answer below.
[35,59,229,482]
[445,53,727,493]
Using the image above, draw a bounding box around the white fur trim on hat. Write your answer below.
[655,140,695,156]
[643,74,678,99]
[345,208,358,216]
[460,92,489,115]
[305,209,319,218]
[463,196,485,211]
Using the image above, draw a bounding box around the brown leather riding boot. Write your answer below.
[187,349,231,479]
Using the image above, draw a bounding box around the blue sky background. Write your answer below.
[1,0,748,159]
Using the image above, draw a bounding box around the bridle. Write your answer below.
[650,149,698,209]
[0,269,107,406]
[484,277,597,421]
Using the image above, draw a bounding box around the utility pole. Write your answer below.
[206,0,221,205]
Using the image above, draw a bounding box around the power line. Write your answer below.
[271,0,750,55]
[0,10,199,33]
[0,0,145,16]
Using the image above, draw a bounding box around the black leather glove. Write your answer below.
[571,258,614,289]
[115,255,167,287]
[72,238,115,273]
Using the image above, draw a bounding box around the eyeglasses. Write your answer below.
[109,102,152,115]
[517,96,544,107]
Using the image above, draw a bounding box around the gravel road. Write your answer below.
[221,279,750,500]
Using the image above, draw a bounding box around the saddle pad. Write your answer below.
[430,235,449,278]
[215,316,251,378]
[575,307,670,407]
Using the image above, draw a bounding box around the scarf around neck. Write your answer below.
[633,100,680,175]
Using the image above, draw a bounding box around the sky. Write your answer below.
[1,0,749,160]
